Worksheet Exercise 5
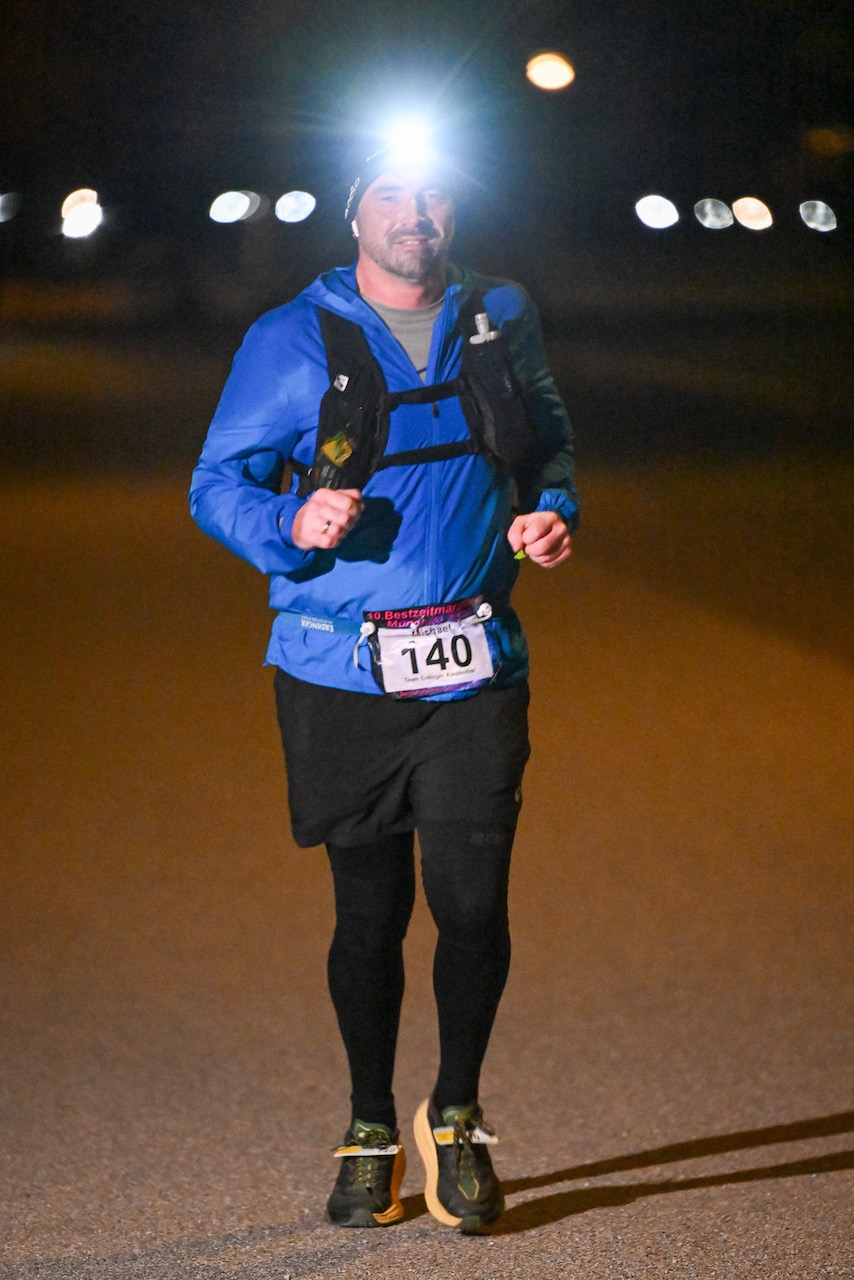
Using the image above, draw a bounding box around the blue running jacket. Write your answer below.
[189,263,579,699]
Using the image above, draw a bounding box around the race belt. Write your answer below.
[361,597,496,698]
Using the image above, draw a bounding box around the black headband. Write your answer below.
[343,142,455,222]
[343,147,392,222]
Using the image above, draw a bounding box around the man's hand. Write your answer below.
[291,488,364,550]
[507,511,571,568]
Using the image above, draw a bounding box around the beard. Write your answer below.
[362,223,451,283]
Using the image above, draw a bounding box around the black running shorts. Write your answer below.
[273,669,530,848]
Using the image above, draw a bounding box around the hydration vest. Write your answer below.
[293,292,540,495]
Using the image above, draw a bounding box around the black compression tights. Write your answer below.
[326,821,515,1130]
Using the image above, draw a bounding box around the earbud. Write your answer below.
[351,220,360,239]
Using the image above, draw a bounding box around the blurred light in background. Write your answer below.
[694,198,734,229]
[526,52,575,91]
[634,195,679,229]
[61,188,97,220]
[209,191,260,223]
[732,196,773,230]
[803,127,854,157]
[62,205,104,238]
[61,189,103,238]
[799,200,838,232]
[275,190,317,223]
[0,192,22,222]
[240,191,263,221]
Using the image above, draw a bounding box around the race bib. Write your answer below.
[364,598,495,697]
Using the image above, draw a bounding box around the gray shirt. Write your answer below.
[367,298,444,383]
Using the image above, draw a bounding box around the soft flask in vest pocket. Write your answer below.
[458,312,540,476]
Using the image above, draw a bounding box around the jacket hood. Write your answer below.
[300,262,469,321]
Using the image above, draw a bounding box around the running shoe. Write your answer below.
[413,1097,503,1233]
[326,1119,406,1228]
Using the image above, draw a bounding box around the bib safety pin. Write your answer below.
[353,619,376,667]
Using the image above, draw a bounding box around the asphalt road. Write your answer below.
[1,283,853,1277]
[1,450,851,1278]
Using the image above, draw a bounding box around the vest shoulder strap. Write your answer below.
[316,289,485,387]
[317,306,386,390]
[302,291,526,493]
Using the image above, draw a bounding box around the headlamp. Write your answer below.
[343,118,445,222]
[383,118,436,170]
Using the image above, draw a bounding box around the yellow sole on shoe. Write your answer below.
[413,1097,463,1228]
[372,1146,406,1225]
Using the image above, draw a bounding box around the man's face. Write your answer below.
[353,169,455,283]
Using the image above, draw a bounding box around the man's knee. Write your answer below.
[419,820,514,944]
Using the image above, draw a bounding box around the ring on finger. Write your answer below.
[322,520,331,533]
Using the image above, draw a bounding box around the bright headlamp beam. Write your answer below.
[381,119,436,173]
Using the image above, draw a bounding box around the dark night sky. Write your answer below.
[1,0,851,249]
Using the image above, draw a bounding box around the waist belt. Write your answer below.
[277,609,362,636]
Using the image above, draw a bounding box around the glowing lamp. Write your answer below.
[275,191,317,223]
[0,192,21,223]
[635,195,679,229]
[694,199,734,230]
[209,191,261,224]
[381,119,437,173]
[803,128,853,157]
[62,191,103,239]
[61,188,98,220]
[732,197,773,231]
[526,52,575,91]
[799,200,837,232]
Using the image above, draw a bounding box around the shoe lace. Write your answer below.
[352,1128,394,1189]
[452,1116,480,1199]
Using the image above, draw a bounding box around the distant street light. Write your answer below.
[694,199,734,229]
[635,194,679,229]
[209,191,260,224]
[526,52,575,91]
[0,192,22,222]
[732,197,773,231]
[803,127,854,157]
[799,200,837,232]
[275,191,317,223]
[61,188,97,220]
[61,188,102,238]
